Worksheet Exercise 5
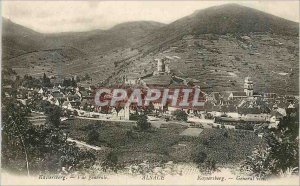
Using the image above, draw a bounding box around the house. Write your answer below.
[76,90,92,100]
[79,99,94,111]
[88,85,96,92]
[66,86,75,91]
[111,105,130,120]
[50,87,60,94]
[288,103,295,108]
[207,92,222,105]
[67,95,81,102]
[228,91,247,100]
[4,92,11,98]
[47,95,55,104]
[70,101,81,109]
[52,92,65,99]
[75,86,85,93]
[38,88,44,94]
[27,91,34,99]
[269,110,284,126]
[124,73,141,85]
[16,90,27,99]
[253,92,262,99]
[263,93,277,100]
[54,99,64,106]
[62,101,81,110]
[220,104,239,118]
[62,101,73,110]
[238,108,271,122]
[238,100,272,122]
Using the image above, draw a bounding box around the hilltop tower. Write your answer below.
[244,77,254,97]
[156,58,165,72]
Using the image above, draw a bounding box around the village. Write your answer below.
[2,56,298,139]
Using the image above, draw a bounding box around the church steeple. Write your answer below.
[244,77,253,97]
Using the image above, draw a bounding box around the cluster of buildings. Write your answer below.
[3,56,298,129]
[121,57,298,128]
[4,82,132,120]
[6,84,95,111]
[204,77,298,127]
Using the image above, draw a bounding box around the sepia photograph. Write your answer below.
[1,0,299,185]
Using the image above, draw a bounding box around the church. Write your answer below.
[228,77,254,100]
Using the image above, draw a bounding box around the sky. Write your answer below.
[2,1,299,33]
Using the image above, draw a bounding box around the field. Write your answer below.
[62,119,262,166]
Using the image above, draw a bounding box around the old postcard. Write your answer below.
[1,0,299,185]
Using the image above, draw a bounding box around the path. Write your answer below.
[67,138,102,151]
[75,116,136,123]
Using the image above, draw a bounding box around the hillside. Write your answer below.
[2,4,299,95]
[134,4,298,53]
[109,4,299,95]
[46,21,165,55]
[115,33,299,95]
[2,18,50,59]
[2,20,165,79]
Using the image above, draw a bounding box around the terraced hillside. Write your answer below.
[113,33,299,95]
[47,21,165,55]
[2,19,164,81]
[108,4,299,95]
[2,4,299,95]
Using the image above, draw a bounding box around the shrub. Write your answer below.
[129,112,139,121]
[193,150,218,174]
[203,157,217,173]
[222,129,229,138]
[87,130,100,145]
[45,105,62,127]
[102,151,119,172]
[136,113,151,131]
[173,110,188,122]
[235,123,254,131]
[193,151,207,165]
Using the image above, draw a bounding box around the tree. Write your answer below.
[144,102,154,115]
[102,151,119,172]
[71,77,77,87]
[22,76,42,88]
[193,150,217,174]
[136,113,151,131]
[75,76,81,82]
[242,108,299,178]
[83,73,91,81]
[87,130,100,145]
[242,144,275,178]
[2,99,96,175]
[2,100,31,175]
[203,157,217,173]
[73,110,78,116]
[129,111,139,121]
[173,109,188,121]
[42,73,51,87]
[45,105,61,127]
[193,151,207,165]
[266,108,299,174]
